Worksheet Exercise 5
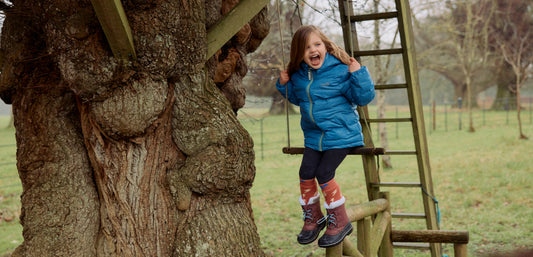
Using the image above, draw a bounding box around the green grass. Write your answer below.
[244,107,533,257]
[0,116,20,256]
[1,108,533,256]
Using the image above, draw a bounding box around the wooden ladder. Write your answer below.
[337,0,441,256]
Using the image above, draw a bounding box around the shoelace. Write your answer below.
[301,209,312,221]
[325,213,337,227]
[301,209,327,225]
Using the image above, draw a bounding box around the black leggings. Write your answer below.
[299,147,358,184]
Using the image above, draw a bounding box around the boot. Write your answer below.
[297,195,326,245]
[318,198,353,248]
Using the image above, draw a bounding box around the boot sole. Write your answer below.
[297,222,327,245]
[317,222,353,248]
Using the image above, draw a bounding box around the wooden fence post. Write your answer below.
[325,241,343,257]
[378,192,393,257]
[454,244,468,257]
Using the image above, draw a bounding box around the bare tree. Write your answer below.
[487,0,533,111]
[0,0,268,256]
[491,2,532,139]
[414,0,496,109]
[438,0,495,132]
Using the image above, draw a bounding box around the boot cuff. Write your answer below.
[324,196,345,209]
[300,193,321,206]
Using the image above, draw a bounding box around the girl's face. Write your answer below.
[303,32,327,70]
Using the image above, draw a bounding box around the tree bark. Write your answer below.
[492,63,517,110]
[12,85,100,257]
[0,0,267,256]
[515,84,527,139]
[493,82,517,111]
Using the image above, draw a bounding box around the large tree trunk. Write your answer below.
[493,83,517,110]
[492,63,517,110]
[0,0,268,256]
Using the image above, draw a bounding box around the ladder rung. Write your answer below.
[392,213,427,219]
[349,11,398,22]
[282,147,385,155]
[375,83,408,90]
[383,150,417,155]
[354,48,403,57]
[393,242,430,249]
[371,182,421,188]
[363,118,412,123]
[392,230,469,244]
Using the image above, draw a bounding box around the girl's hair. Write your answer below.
[286,25,351,75]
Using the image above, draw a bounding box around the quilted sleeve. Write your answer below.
[341,66,375,106]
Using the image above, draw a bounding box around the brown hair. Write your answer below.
[286,25,351,75]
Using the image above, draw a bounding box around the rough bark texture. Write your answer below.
[0,0,268,256]
[12,84,100,257]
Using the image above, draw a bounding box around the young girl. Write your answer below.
[276,25,375,248]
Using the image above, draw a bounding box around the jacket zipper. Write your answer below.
[305,68,324,151]
[306,68,314,124]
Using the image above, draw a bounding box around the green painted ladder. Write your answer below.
[337,0,441,256]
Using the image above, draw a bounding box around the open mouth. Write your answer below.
[310,54,321,67]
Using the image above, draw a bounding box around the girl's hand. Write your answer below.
[279,70,290,85]
[349,57,361,73]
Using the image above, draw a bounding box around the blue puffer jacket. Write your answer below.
[276,53,375,151]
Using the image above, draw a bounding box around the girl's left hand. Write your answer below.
[349,57,361,73]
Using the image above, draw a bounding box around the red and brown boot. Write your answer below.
[297,194,327,245]
[318,197,353,248]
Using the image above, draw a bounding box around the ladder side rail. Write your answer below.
[337,0,358,58]
[358,106,382,202]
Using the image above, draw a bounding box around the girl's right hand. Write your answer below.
[279,70,290,85]
[349,57,361,73]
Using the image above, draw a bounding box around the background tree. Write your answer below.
[415,0,533,112]
[0,0,268,256]
[450,0,495,132]
[244,0,302,115]
[486,0,533,111]
[414,0,495,110]
[489,0,532,139]
[416,0,495,132]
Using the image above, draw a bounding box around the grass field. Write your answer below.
[244,107,533,257]
[1,107,532,256]
[0,116,19,256]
